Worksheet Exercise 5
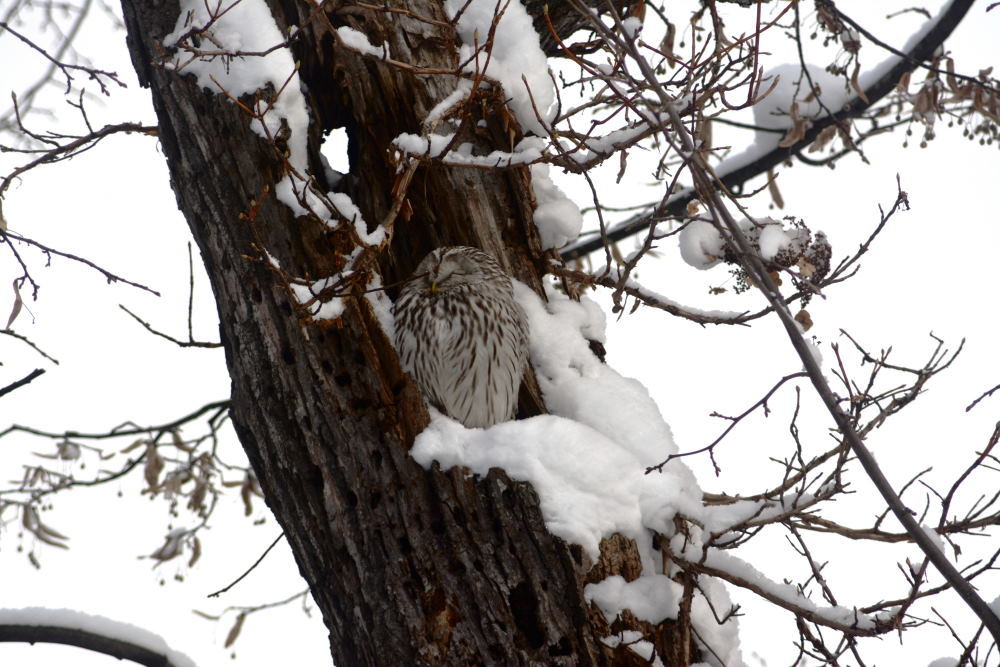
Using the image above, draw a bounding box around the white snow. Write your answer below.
[365,273,396,340]
[753,64,850,138]
[671,535,888,632]
[803,336,824,370]
[530,163,583,249]
[621,16,644,40]
[586,574,681,624]
[408,282,747,664]
[600,631,664,666]
[0,607,197,667]
[678,216,810,270]
[558,118,665,165]
[716,2,957,175]
[411,410,647,557]
[598,266,744,321]
[757,224,791,261]
[288,276,347,321]
[690,577,746,667]
[425,80,475,126]
[335,26,387,59]
[165,0,384,321]
[679,220,726,270]
[392,134,546,167]
[411,282,700,562]
[443,0,555,135]
[165,1,316,215]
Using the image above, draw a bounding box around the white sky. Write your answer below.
[1,0,999,665]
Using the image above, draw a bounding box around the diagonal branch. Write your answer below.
[0,368,45,398]
[560,0,976,260]
[657,76,1000,645]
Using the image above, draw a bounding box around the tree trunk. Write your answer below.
[119,0,689,664]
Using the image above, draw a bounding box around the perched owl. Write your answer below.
[393,246,530,428]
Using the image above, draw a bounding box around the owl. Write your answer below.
[393,246,530,428]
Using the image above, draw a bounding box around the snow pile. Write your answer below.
[411,284,752,663]
[412,283,699,560]
[717,4,953,175]
[409,280,888,662]
[679,219,728,270]
[752,64,849,141]
[165,0,384,321]
[586,575,681,624]
[678,216,809,270]
[0,607,197,667]
[530,164,583,249]
[335,25,387,58]
[712,64,849,176]
[443,0,555,136]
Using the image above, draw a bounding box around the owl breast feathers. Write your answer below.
[392,246,530,428]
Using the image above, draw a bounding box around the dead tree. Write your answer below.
[118,0,672,664]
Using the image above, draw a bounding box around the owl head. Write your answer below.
[414,246,501,295]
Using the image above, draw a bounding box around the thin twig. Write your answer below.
[208,533,285,598]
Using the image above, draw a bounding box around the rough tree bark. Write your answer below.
[119,0,686,664]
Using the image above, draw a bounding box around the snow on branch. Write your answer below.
[0,607,197,667]
[560,0,989,260]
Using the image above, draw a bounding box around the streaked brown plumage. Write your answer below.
[393,246,529,428]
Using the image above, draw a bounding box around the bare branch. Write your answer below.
[0,623,189,667]
[0,368,45,398]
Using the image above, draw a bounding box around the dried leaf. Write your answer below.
[149,528,187,562]
[240,478,254,516]
[144,442,164,491]
[945,57,959,93]
[21,504,38,531]
[766,170,784,209]
[225,612,247,649]
[121,438,148,454]
[6,280,22,329]
[686,200,701,216]
[188,536,202,568]
[399,198,414,222]
[188,478,208,513]
[57,441,81,461]
[841,28,861,54]
[797,256,817,279]
[895,71,912,94]
[696,116,713,154]
[660,19,676,66]
[610,242,624,265]
[808,125,838,153]
[850,61,869,104]
[795,309,814,331]
[777,102,808,148]
[28,552,40,569]
[37,520,69,542]
[22,505,70,548]
[171,429,193,453]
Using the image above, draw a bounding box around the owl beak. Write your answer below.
[429,281,439,294]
